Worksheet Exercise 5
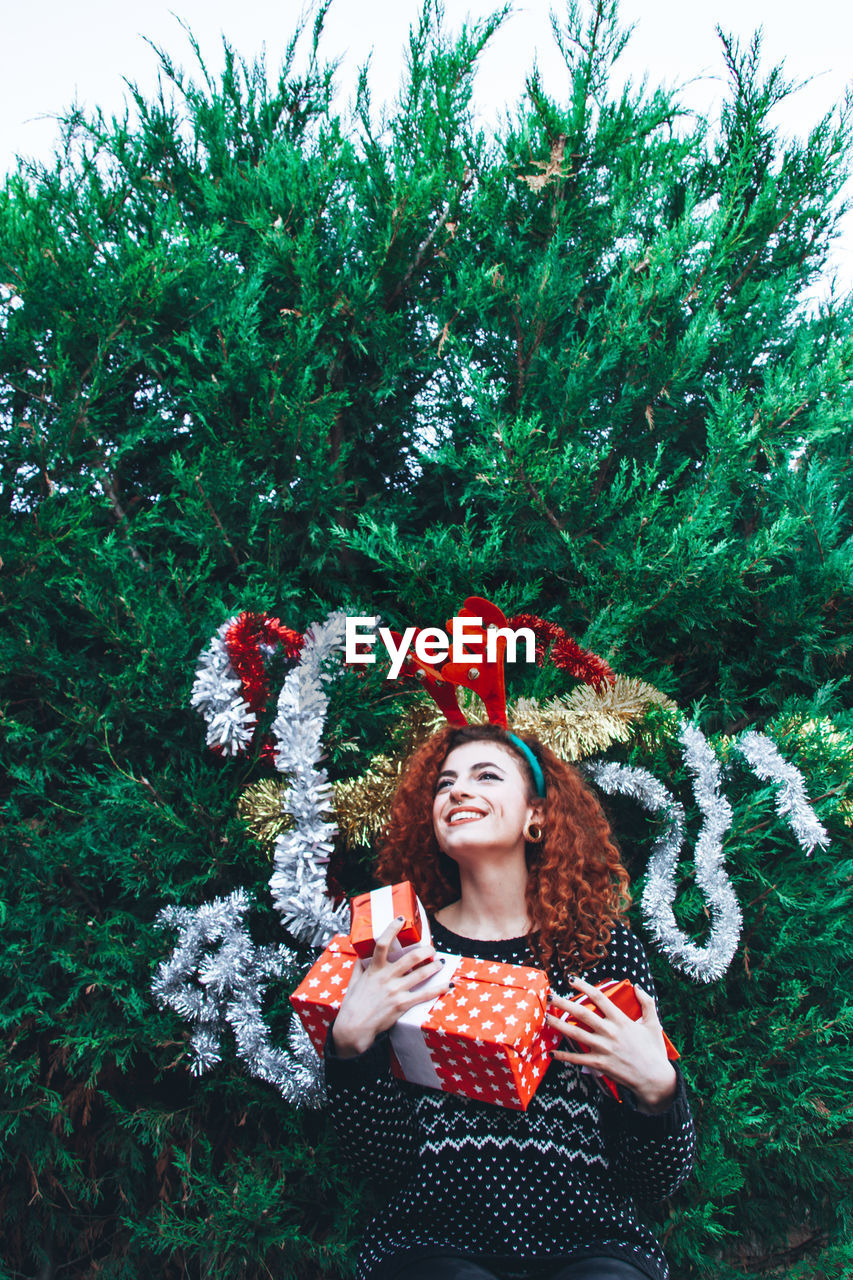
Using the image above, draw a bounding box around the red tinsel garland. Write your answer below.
[224,613,304,758]
[508,614,615,689]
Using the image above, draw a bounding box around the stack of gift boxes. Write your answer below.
[290,881,677,1110]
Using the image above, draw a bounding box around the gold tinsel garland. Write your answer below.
[238,778,293,853]
[509,676,676,761]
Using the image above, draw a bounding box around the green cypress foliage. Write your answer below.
[1,3,851,1276]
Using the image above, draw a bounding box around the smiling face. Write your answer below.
[432,740,544,862]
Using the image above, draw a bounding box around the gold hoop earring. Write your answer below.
[524,821,544,843]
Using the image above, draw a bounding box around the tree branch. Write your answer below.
[495,424,564,533]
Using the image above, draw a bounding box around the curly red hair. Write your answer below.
[376,725,631,974]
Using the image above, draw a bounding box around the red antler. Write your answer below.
[434,596,509,727]
[390,596,510,727]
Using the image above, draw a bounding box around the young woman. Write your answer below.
[325,724,695,1280]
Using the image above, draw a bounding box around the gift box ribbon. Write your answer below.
[391,951,465,1087]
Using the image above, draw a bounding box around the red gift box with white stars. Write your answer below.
[290,936,359,1050]
[290,936,555,1110]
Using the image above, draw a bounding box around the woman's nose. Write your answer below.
[449,780,472,802]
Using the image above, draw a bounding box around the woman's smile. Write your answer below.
[446,806,488,825]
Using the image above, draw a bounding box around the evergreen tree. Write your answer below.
[1,4,850,1277]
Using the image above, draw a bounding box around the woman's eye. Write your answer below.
[435,771,501,793]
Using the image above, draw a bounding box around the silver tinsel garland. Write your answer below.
[582,759,700,973]
[734,730,829,854]
[156,612,362,1106]
[153,890,324,1106]
[585,726,741,981]
[189,618,257,755]
[676,724,742,980]
[268,611,360,947]
[585,724,829,981]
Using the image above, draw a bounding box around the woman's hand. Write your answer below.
[546,977,677,1113]
[331,917,451,1058]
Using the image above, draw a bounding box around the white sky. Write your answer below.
[2,0,852,286]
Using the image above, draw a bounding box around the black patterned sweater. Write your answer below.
[324,920,695,1280]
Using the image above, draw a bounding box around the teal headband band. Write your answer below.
[506,732,546,798]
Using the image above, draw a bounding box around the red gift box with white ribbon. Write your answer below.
[350,881,429,962]
[290,933,554,1110]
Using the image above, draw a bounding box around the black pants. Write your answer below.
[387,1257,648,1279]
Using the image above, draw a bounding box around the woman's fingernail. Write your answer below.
[394,915,404,922]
